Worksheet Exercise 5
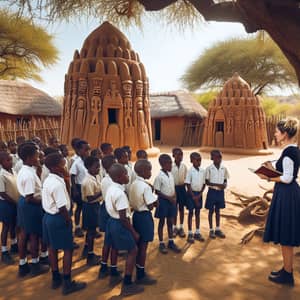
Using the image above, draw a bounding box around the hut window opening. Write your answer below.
[216,121,224,132]
[154,119,161,141]
[108,109,118,124]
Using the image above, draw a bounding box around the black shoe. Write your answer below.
[209,230,216,239]
[30,262,49,277]
[18,263,31,277]
[2,251,14,265]
[62,279,87,295]
[215,229,226,239]
[270,267,284,277]
[187,234,194,244]
[72,242,80,250]
[87,254,101,266]
[74,228,84,238]
[52,276,62,289]
[109,273,123,287]
[194,233,205,242]
[40,256,50,265]
[159,243,168,254]
[168,241,181,253]
[268,269,294,286]
[178,228,186,238]
[121,282,144,297]
[81,246,88,259]
[98,267,109,279]
[135,273,157,285]
[10,244,18,254]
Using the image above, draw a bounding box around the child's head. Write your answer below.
[16,136,26,146]
[109,163,129,185]
[77,140,90,159]
[48,136,60,149]
[58,144,69,158]
[100,143,113,156]
[114,147,129,165]
[190,152,201,168]
[102,155,116,173]
[0,141,8,152]
[159,154,172,172]
[172,147,183,163]
[44,147,60,157]
[136,149,148,160]
[134,159,152,180]
[45,152,66,175]
[211,149,222,165]
[31,136,41,147]
[91,148,102,160]
[0,151,13,170]
[84,156,100,176]
[122,145,132,161]
[71,137,81,153]
[18,142,39,167]
[7,140,17,154]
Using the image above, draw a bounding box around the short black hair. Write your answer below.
[100,143,112,152]
[123,145,131,153]
[114,147,127,160]
[211,149,222,158]
[44,147,59,157]
[91,148,101,157]
[158,154,172,166]
[58,144,67,151]
[76,140,88,150]
[84,156,99,169]
[102,155,116,172]
[18,142,38,161]
[109,163,127,182]
[172,147,183,155]
[190,152,201,160]
[71,137,81,149]
[136,149,148,159]
[45,153,64,170]
[134,159,151,176]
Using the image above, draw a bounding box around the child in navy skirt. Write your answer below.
[81,156,102,266]
[129,159,157,285]
[42,152,86,295]
[0,151,19,264]
[154,154,181,254]
[259,118,300,286]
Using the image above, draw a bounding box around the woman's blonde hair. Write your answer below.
[277,117,299,138]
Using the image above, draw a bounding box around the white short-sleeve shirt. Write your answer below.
[129,176,156,211]
[17,165,42,199]
[42,173,71,214]
[105,182,130,219]
[10,154,20,169]
[81,173,102,203]
[124,163,136,193]
[205,164,229,184]
[41,165,50,184]
[0,168,19,202]
[101,175,113,201]
[185,166,206,192]
[171,162,187,186]
[153,170,175,197]
[69,157,87,184]
[13,159,23,174]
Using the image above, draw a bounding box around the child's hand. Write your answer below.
[258,174,269,180]
[133,231,140,242]
[169,195,176,205]
[65,216,72,227]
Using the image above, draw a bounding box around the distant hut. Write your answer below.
[150,91,207,146]
[0,80,62,142]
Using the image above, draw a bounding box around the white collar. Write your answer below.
[48,173,65,183]
[112,181,125,191]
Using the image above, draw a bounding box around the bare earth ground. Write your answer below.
[1,146,300,300]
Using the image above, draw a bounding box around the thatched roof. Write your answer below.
[0,80,62,116]
[150,90,207,119]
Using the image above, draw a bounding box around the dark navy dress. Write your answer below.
[263,146,300,246]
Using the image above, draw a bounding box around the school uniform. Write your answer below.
[129,176,156,242]
[264,145,300,246]
[42,174,73,250]
[81,173,101,230]
[41,165,50,184]
[99,174,112,232]
[185,166,206,211]
[13,159,23,174]
[124,163,136,194]
[69,157,87,206]
[205,164,229,210]
[153,170,177,219]
[171,162,188,208]
[17,165,43,236]
[105,182,135,251]
[0,168,19,224]
[10,154,20,169]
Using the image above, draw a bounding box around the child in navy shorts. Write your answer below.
[154,154,181,254]
[129,159,157,285]
[105,163,144,296]
[42,153,86,295]
[81,156,102,266]
[185,152,206,243]
[0,151,19,264]
[205,150,229,239]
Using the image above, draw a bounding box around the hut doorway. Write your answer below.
[215,121,224,147]
[154,119,161,141]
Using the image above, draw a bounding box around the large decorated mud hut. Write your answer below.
[61,22,154,151]
[0,80,61,142]
[202,73,270,154]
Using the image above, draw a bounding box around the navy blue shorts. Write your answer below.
[186,191,203,211]
[17,196,43,236]
[43,213,73,250]
[105,218,136,251]
[132,211,154,242]
[205,189,225,210]
[175,185,187,208]
[155,197,177,219]
[71,184,83,206]
[0,200,17,224]
[98,202,110,232]
[82,202,100,230]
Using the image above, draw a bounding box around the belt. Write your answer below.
[209,186,222,191]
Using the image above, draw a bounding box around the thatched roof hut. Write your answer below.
[150,90,207,146]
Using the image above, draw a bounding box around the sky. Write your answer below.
[28,18,274,97]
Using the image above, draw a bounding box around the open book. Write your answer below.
[248,166,282,178]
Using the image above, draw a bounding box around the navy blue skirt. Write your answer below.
[205,189,225,210]
[98,202,110,232]
[82,201,100,230]
[0,200,17,224]
[105,218,136,251]
[175,185,187,208]
[154,197,177,219]
[17,196,43,236]
[43,213,73,250]
[186,192,203,211]
[132,211,154,242]
[264,181,300,247]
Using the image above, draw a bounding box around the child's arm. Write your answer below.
[59,206,72,226]
[119,209,139,242]
[155,190,176,204]
[70,174,79,197]
[86,191,102,203]
[186,183,193,197]
[25,193,41,204]
[0,192,15,204]
[205,179,224,189]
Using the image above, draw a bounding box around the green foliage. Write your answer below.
[0,9,58,81]
[182,36,298,95]
[194,90,218,110]
[260,96,292,117]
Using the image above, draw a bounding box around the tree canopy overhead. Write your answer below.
[182,36,297,95]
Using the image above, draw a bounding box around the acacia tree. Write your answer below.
[182,36,298,95]
[6,0,300,86]
[0,10,58,81]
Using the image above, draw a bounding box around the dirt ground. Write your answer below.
[1,146,300,300]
